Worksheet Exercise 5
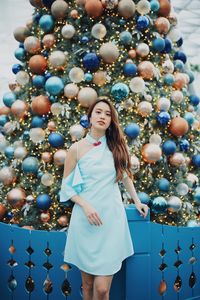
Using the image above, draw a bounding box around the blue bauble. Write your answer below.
[84,73,93,82]
[83,53,100,71]
[48,132,64,147]
[174,59,184,71]
[137,192,150,204]
[80,115,90,128]
[5,146,14,159]
[150,0,160,11]
[179,139,190,152]
[33,12,41,23]
[119,31,132,45]
[161,38,172,54]
[32,75,46,88]
[152,196,168,213]
[187,71,195,84]
[184,112,194,125]
[31,116,45,128]
[162,140,176,156]
[45,76,64,95]
[136,16,149,31]
[23,130,30,140]
[173,51,187,64]
[14,48,26,61]
[45,72,52,80]
[189,95,200,106]
[19,43,24,48]
[8,275,17,291]
[157,178,170,192]
[111,83,129,101]
[22,156,39,174]
[0,115,8,126]
[39,15,54,33]
[7,211,14,219]
[152,37,165,52]
[164,74,174,85]
[36,194,52,210]
[49,95,57,103]
[124,123,140,139]
[42,0,55,7]
[43,50,49,57]
[81,36,89,44]
[192,154,200,167]
[157,111,170,125]
[176,37,183,47]
[123,63,137,77]
[3,92,16,108]
[194,187,200,204]
[12,64,23,74]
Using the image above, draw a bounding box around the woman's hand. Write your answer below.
[82,202,103,226]
[135,202,149,218]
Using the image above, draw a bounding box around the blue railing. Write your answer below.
[0,205,199,300]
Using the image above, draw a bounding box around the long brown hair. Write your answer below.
[87,98,133,182]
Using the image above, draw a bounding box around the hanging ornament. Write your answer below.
[78,87,98,107]
[51,0,68,20]
[0,167,16,186]
[158,0,171,17]
[24,36,41,54]
[69,67,84,83]
[64,83,79,99]
[53,149,67,166]
[136,0,151,15]
[138,61,155,80]
[42,34,56,48]
[137,101,152,117]
[118,0,136,19]
[154,17,170,34]
[31,95,51,115]
[69,124,85,141]
[129,77,145,93]
[168,196,182,212]
[91,23,107,40]
[142,143,162,163]
[49,50,67,70]
[29,55,47,75]
[7,188,26,208]
[169,117,189,137]
[99,42,119,63]
[101,0,118,9]
[61,24,76,39]
[85,0,104,18]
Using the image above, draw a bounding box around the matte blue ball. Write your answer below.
[3,92,16,108]
[48,132,64,148]
[162,140,176,156]
[23,130,30,140]
[174,59,184,71]
[0,115,8,126]
[157,111,170,125]
[187,71,195,84]
[81,36,89,43]
[157,178,170,192]
[12,64,23,74]
[161,38,172,53]
[84,73,93,82]
[22,156,39,174]
[137,192,150,204]
[32,75,46,88]
[194,188,200,203]
[80,115,90,128]
[124,123,140,139]
[152,197,168,213]
[189,95,200,106]
[137,16,149,31]
[192,155,200,167]
[36,194,52,210]
[150,0,160,11]
[14,48,26,61]
[45,76,64,95]
[83,53,100,71]
[5,146,14,159]
[31,116,45,128]
[164,74,174,85]
[39,15,54,33]
[174,51,187,64]
[119,31,132,45]
[42,0,55,8]
[152,37,165,52]
[33,12,41,23]
[45,72,52,80]
[179,139,190,152]
[111,83,129,101]
[123,63,137,76]
[184,112,194,125]
[176,37,183,47]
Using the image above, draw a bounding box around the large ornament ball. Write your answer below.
[168,196,182,212]
[99,42,119,63]
[11,100,28,119]
[85,0,104,19]
[0,167,16,186]
[176,183,189,196]
[190,95,200,106]
[137,16,149,31]
[162,140,176,155]
[41,152,52,163]
[157,97,171,111]
[49,50,67,70]
[136,43,149,57]
[137,101,152,117]
[22,156,39,174]
[118,0,136,19]
[130,155,140,173]
[69,67,84,83]
[0,203,6,220]
[138,61,155,80]
[194,188,200,203]
[48,132,64,148]
[30,128,46,143]
[51,103,63,115]
[187,173,199,188]
[150,0,160,11]
[192,154,200,168]
[149,134,162,145]
[142,143,162,163]
[0,106,10,115]
[61,24,76,39]
[14,146,27,159]
[129,77,145,93]
[41,172,54,186]
[40,211,51,223]
[70,9,79,18]
[58,215,68,227]
[93,71,107,86]
[7,188,26,208]
[13,26,30,43]
[53,149,67,166]
[91,23,107,39]
[119,31,132,45]
[16,71,30,85]
[31,95,51,115]
[169,117,189,137]
[45,76,64,95]
[39,14,54,33]
[111,83,129,101]
[168,28,181,42]
[69,124,85,141]
[173,73,187,90]
[152,37,165,52]
[42,34,56,48]
[64,83,79,99]
[124,123,140,139]
[171,90,183,104]
[51,0,68,19]
[154,17,170,34]
[3,92,16,108]
[29,55,47,74]
[0,115,8,127]
[157,178,170,192]
[152,196,168,213]
[136,0,151,15]
[137,192,150,204]
[29,0,43,8]
[78,87,98,107]
[158,0,171,17]
[123,63,137,77]
[102,0,118,9]
[83,52,100,71]
[169,152,185,167]
[24,36,41,54]
[128,49,137,58]
[36,194,52,210]
[162,59,174,73]
[0,133,9,153]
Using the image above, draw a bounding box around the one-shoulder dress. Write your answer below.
[60,132,134,276]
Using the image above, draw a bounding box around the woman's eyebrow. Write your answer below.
[95,108,111,113]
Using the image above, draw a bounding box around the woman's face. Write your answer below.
[90,101,111,131]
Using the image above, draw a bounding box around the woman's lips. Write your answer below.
[98,121,105,125]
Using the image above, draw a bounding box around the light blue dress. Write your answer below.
[60,133,134,275]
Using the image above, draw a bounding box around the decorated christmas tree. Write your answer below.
[0,0,200,230]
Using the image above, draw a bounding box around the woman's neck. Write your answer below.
[89,129,105,141]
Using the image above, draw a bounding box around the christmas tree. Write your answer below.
[0,0,200,230]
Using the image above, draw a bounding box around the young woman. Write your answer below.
[60,98,149,300]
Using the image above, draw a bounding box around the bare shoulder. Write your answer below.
[68,138,87,155]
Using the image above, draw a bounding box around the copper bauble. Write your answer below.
[58,215,68,227]
[41,152,52,163]
[154,17,170,34]
[85,0,104,18]
[51,0,68,20]
[173,73,187,90]
[29,55,47,75]
[13,26,30,43]
[169,117,189,137]
[31,95,51,115]
[70,9,79,18]
[11,100,28,119]
[138,61,155,80]
[142,143,162,163]
[93,71,107,86]
[7,188,26,208]
[29,0,43,8]
[48,121,56,131]
[54,149,67,166]
[42,34,56,49]
[158,0,171,17]
[0,203,6,220]
[40,211,51,223]
[128,49,136,58]
[0,106,10,115]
